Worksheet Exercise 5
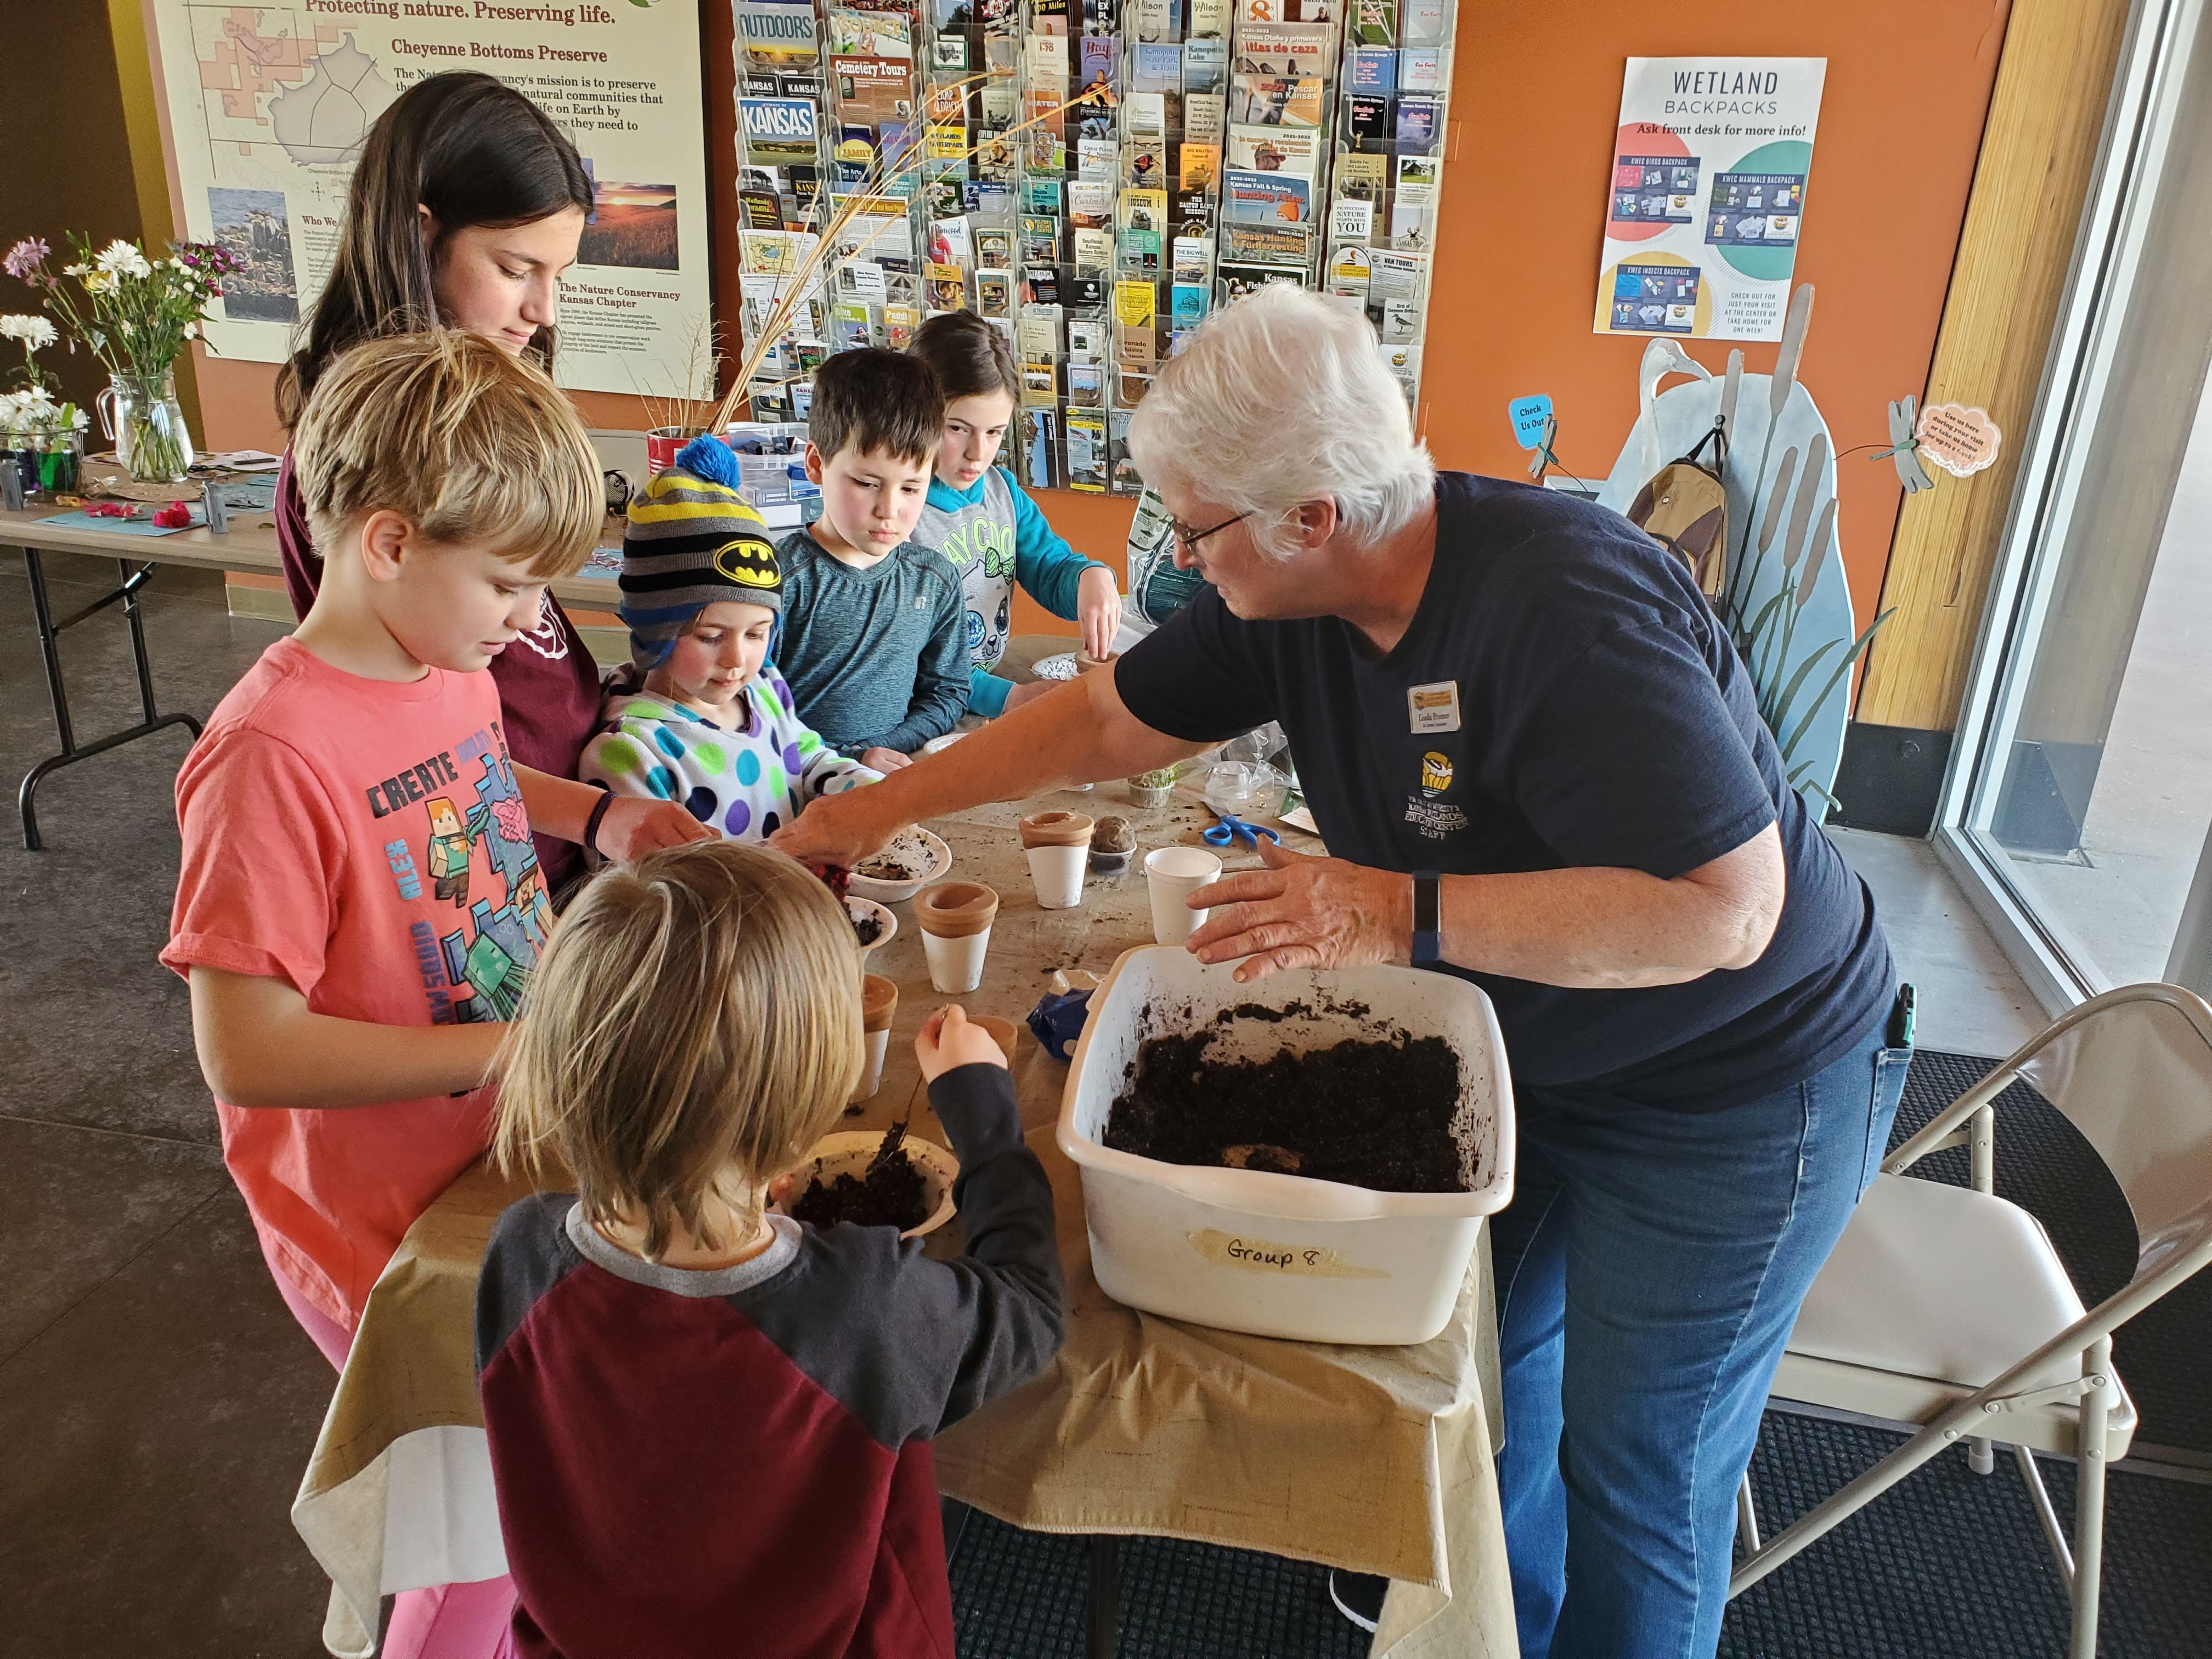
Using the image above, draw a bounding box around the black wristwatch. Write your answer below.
[1410,870,1442,967]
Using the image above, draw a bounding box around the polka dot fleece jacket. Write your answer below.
[578,664,879,844]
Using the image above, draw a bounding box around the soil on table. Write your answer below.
[1105,1028,1465,1192]
[791,1125,930,1230]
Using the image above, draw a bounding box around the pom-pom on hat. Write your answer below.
[620,436,782,673]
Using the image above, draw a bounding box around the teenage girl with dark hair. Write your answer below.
[273,71,603,893]
[907,312,1120,715]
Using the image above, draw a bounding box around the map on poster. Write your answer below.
[145,2,713,398]
[1594,57,1824,343]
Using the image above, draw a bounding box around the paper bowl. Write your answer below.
[777,1130,960,1239]
[845,895,897,955]
[848,826,953,904]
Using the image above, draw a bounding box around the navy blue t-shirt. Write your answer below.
[1113,471,1893,1111]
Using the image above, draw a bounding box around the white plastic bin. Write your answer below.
[1058,947,1515,1345]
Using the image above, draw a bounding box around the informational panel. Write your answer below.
[1594,56,1825,343]
[146,1,714,398]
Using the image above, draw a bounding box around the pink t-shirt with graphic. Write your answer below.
[163,637,555,1329]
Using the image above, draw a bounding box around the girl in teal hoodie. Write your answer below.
[909,313,1121,716]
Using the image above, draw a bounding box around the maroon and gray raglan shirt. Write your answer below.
[474,1064,1063,1658]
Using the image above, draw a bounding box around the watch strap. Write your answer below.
[1410,870,1442,967]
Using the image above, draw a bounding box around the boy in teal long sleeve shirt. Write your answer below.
[909,314,1120,716]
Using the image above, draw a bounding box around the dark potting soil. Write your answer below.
[791,1125,929,1230]
[849,907,884,946]
[1105,1028,1465,1192]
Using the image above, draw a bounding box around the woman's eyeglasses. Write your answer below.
[1169,509,1252,553]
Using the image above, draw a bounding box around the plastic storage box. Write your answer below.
[1058,947,1515,1345]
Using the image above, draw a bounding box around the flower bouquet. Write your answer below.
[3,234,241,484]
[0,311,87,496]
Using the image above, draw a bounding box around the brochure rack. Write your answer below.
[729,0,1454,471]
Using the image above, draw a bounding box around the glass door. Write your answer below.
[1940,0,2212,1008]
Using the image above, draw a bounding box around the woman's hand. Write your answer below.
[916,1005,1010,1082]
[1184,841,1413,984]
[595,796,715,861]
[770,778,906,869]
[1077,566,1120,661]
[860,746,913,772]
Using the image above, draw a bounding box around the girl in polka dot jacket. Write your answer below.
[581,445,879,844]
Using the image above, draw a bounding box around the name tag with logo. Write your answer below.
[1407,680,1461,733]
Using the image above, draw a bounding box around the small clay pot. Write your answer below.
[861,973,899,1034]
[1018,810,1094,849]
[970,1013,1020,1064]
[1075,651,1120,676]
[916,881,999,939]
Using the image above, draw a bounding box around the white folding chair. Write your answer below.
[1730,983,2212,1659]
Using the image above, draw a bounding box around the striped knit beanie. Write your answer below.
[619,437,782,673]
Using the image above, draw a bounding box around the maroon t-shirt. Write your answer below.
[275,449,600,891]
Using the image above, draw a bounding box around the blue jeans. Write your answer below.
[1494,1023,1911,1659]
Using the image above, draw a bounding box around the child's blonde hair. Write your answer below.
[494,841,865,1261]
[291,328,603,577]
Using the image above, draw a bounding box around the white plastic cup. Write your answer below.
[1146,846,1223,945]
[853,1028,890,1101]
[1025,843,1090,909]
[922,927,992,993]
[916,883,999,994]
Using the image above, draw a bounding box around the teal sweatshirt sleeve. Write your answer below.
[1009,478,1112,618]
[968,665,1013,719]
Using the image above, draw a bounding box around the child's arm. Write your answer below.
[902,1009,1065,1431]
[764,668,883,803]
[1009,480,1120,659]
[870,567,974,753]
[967,664,1015,720]
[188,966,505,1109]
[514,763,713,860]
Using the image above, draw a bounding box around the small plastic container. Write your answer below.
[1058,946,1515,1346]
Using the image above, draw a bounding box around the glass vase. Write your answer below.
[96,369,194,484]
[31,429,82,495]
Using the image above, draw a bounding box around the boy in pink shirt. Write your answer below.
[165,331,709,1658]
[163,330,709,1350]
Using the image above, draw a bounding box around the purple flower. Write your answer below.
[4,238,49,282]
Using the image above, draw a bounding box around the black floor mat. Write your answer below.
[949,1050,2212,1657]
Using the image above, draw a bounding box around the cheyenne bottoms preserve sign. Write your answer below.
[145,0,713,398]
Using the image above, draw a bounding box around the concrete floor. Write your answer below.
[0,552,2044,1656]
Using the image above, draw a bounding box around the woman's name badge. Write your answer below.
[1408,681,1461,733]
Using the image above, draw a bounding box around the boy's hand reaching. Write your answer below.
[1077,566,1120,661]
[861,746,913,772]
[597,796,715,861]
[916,1005,1011,1082]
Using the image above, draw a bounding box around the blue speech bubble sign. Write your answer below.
[1509,395,1554,450]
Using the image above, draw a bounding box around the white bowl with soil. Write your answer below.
[778,1127,958,1238]
[1058,945,1516,1346]
[847,826,953,904]
[845,894,897,955]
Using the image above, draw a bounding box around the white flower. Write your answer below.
[0,314,58,349]
[183,322,198,339]
[61,262,90,278]
[94,240,153,280]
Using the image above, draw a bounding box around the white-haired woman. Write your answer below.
[775,283,1907,1659]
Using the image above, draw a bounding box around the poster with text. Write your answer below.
[1593,57,1824,343]
[146,1,713,399]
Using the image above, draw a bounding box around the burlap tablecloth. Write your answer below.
[294,778,1515,1659]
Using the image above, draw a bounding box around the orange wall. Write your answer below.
[179,2,2011,652]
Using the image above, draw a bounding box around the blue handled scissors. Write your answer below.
[1203,812,1281,850]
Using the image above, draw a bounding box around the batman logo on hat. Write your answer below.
[714,537,781,589]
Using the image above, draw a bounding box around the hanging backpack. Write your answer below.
[1628,422,1730,599]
